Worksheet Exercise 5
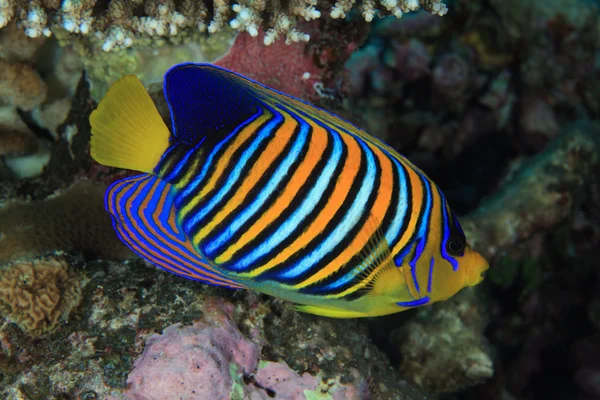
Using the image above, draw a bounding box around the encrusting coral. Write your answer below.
[0,181,132,264]
[462,121,600,260]
[0,127,38,157]
[0,0,447,47]
[0,58,47,110]
[125,297,373,399]
[0,256,82,336]
[390,289,493,393]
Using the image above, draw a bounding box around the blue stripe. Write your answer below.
[297,104,419,269]
[280,137,377,279]
[439,189,459,271]
[144,179,224,279]
[130,177,197,274]
[204,110,309,257]
[176,109,262,209]
[184,107,283,235]
[145,179,194,257]
[408,238,425,294]
[401,173,434,292]
[155,143,177,174]
[109,175,235,285]
[229,127,344,271]
[393,243,413,267]
[158,183,186,241]
[109,176,190,277]
[397,296,430,307]
[417,173,433,239]
[162,137,205,182]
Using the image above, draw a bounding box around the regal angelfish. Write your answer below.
[89,63,489,318]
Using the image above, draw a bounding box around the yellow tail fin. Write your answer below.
[90,75,170,174]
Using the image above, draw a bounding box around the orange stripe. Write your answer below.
[215,118,328,263]
[193,108,297,241]
[286,95,432,264]
[252,74,425,193]
[294,141,394,288]
[149,180,244,288]
[135,178,232,286]
[113,177,181,271]
[112,176,240,288]
[180,112,270,216]
[244,128,361,277]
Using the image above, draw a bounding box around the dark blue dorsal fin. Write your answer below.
[164,63,263,144]
[163,63,392,155]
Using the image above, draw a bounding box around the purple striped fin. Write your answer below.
[105,174,245,290]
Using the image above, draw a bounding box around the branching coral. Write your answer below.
[0,256,82,336]
[0,0,447,47]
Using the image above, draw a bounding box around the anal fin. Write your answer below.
[293,304,369,318]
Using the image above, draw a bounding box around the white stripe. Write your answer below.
[280,137,376,279]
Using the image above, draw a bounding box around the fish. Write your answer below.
[89,62,489,318]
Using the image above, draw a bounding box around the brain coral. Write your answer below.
[0,256,82,335]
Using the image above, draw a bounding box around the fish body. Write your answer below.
[90,63,488,318]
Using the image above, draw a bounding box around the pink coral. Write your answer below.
[125,297,369,399]
[255,362,367,400]
[254,362,319,399]
[217,27,322,101]
[216,21,366,102]
[125,298,260,400]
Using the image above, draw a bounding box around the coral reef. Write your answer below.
[0,259,426,399]
[391,289,493,393]
[80,28,237,101]
[0,59,47,110]
[124,297,260,399]
[462,122,600,260]
[0,127,38,158]
[125,297,370,399]
[216,19,368,103]
[0,256,82,336]
[0,18,83,181]
[0,0,447,48]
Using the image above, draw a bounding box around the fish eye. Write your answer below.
[447,239,465,255]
